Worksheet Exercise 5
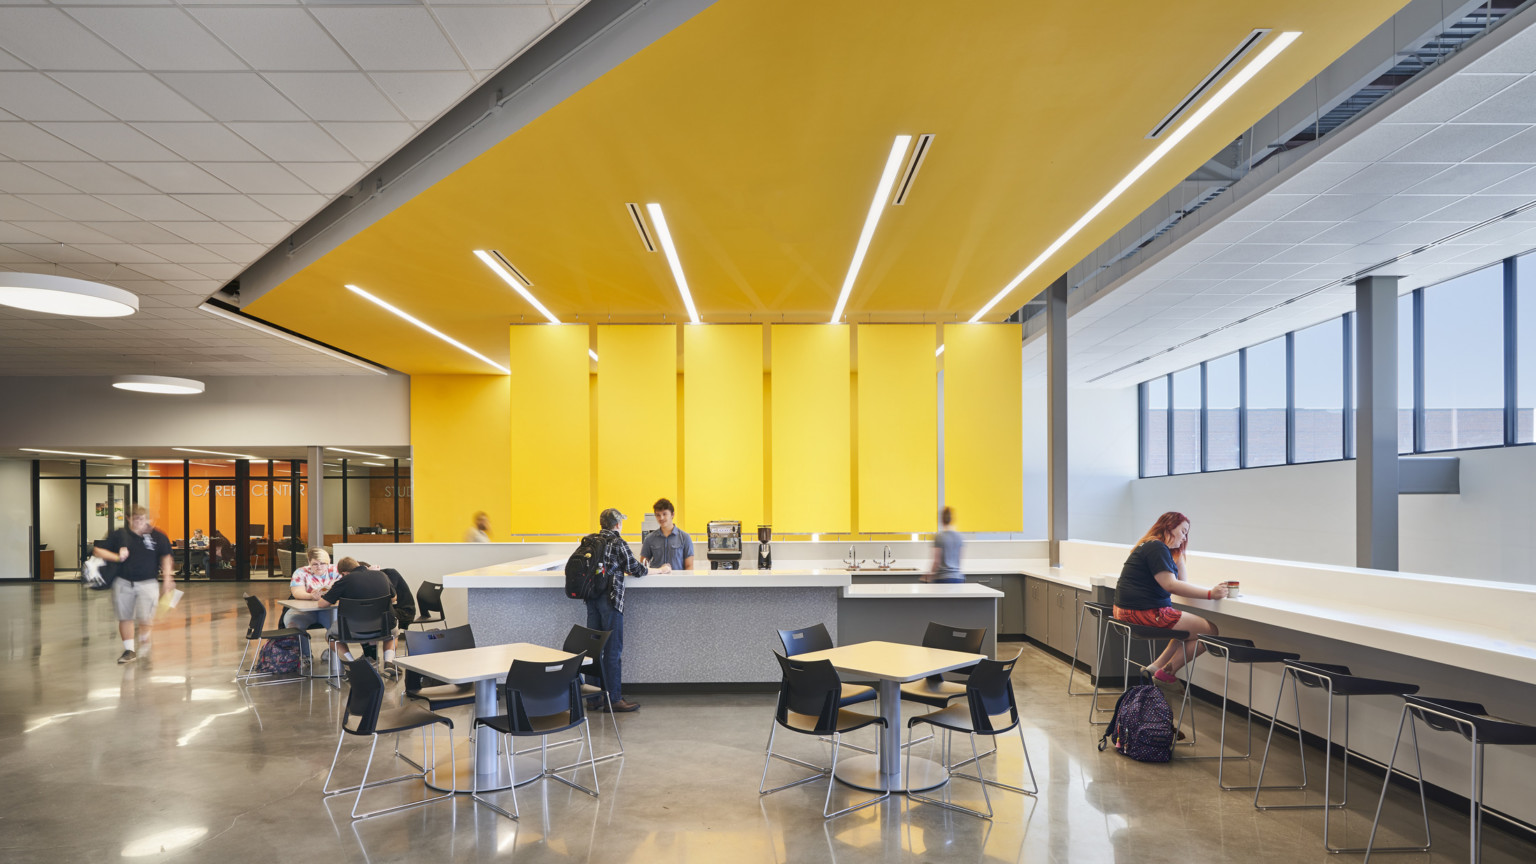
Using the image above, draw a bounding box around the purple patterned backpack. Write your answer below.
[1098,684,1176,762]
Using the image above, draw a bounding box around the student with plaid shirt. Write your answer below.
[587,507,648,712]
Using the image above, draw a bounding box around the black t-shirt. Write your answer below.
[382,568,415,615]
[322,568,392,605]
[1115,540,1178,610]
[104,528,173,582]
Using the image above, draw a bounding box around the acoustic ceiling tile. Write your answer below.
[319,121,413,162]
[226,121,353,162]
[36,122,181,161]
[266,72,404,122]
[158,73,308,123]
[189,7,355,72]
[368,70,476,122]
[67,8,246,72]
[0,8,135,71]
[0,72,113,121]
[0,163,78,194]
[133,122,269,162]
[112,161,237,194]
[432,5,553,71]
[28,162,157,195]
[48,72,210,122]
[308,8,465,72]
[198,162,312,195]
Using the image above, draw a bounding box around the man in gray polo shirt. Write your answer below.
[639,498,694,573]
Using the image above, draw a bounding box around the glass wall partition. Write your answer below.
[322,459,412,548]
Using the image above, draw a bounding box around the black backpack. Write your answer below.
[565,533,613,600]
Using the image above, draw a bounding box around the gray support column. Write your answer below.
[1355,275,1399,571]
[307,446,325,551]
[1046,274,1068,567]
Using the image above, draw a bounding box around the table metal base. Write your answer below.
[834,754,949,793]
[422,747,545,794]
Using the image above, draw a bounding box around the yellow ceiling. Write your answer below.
[247,0,1410,375]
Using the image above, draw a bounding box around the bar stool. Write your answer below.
[1067,601,1121,726]
[1365,696,1536,863]
[1253,661,1420,853]
[1105,618,1194,743]
[1190,635,1299,783]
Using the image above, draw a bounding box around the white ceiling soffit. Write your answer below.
[0,1,588,376]
[1046,3,1536,389]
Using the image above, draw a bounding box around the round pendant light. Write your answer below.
[0,272,138,317]
[112,375,205,395]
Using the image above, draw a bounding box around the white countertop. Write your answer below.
[444,555,854,589]
[842,583,1003,599]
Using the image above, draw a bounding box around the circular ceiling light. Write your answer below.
[0,272,138,317]
[112,375,205,395]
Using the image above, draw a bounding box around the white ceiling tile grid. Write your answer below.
[1,0,586,377]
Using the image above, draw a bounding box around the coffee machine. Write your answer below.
[706,520,742,570]
[757,524,772,570]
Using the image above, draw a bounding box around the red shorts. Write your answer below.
[1113,606,1182,628]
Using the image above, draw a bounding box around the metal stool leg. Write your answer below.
[1088,619,1120,725]
[1067,604,1091,695]
[1254,667,1311,807]
[1363,702,1433,862]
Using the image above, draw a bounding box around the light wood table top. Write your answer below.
[278,598,320,610]
[390,642,579,686]
[793,640,986,682]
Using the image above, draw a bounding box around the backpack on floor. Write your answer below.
[1097,684,1176,763]
[252,634,302,675]
[564,533,614,601]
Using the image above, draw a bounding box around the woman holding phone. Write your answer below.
[1112,512,1227,682]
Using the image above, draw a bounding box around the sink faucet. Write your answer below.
[880,545,895,569]
[844,545,859,570]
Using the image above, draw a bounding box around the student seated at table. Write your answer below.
[1112,511,1227,683]
[317,557,397,670]
[286,548,338,660]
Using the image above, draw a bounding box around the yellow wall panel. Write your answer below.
[943,323,1022,532]
[857,325,937,531]
[683,325,763,529]
[771,325,850,532]
[410,375,511,542]
[509,325,590,534]
[596,325,678,522]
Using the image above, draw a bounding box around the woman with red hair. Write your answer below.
[1113,512,1227,683]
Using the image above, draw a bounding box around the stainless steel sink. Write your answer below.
[843,566,919,571]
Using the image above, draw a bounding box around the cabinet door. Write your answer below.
[1047,586,1078,655]
[1071,590,1099,668]
[1025,577,1048,640]
[1000,574,1026,637]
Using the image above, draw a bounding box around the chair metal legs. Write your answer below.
[473,723,601,821]
[1116,624,1195,745]
[759,723,889,819]
[1085,617,1120,726]
[905,723,1036,819]
[548,691,625,771]
[234,638,306,687]
[1362,703,1436,861]
[323,724,455,820]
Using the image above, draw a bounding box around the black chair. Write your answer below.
[759,653,888,819]
[906,650,1036,819]
[778,624,876,755]
[1067,601,1122,726]
[1253,661,1421,853]
[413,581,446,629]
[899,622,987,709]
[322,658,455,819]
[396,625,476,769]
[235,595,304,686]
[472,653,597,821]
[1192,636,1299,784]
[1365,696,1536,864]
[563,625,623,764]
[1106,618,1195,743]
[336,595,397,684]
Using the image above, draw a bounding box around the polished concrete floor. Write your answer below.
[3,581,1532,864]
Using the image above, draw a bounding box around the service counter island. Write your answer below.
[443,554,1002,687]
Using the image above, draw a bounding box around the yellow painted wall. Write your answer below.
[410,375,511,542]
[857,325,937,531]
[771,325,850,532]
[509,325,590,533]
[943,323,1022,532]
[683,325,764,528]
[596,325,678,523]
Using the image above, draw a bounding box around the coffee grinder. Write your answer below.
[757,524,772,570]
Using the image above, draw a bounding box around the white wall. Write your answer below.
[0,459,30,579]
[1021,380,1139,543]
[1130,444,1536,585]
[37,475,80,572]
[0,374,409,448]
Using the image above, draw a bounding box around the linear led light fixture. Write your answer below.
[328,447,389,459]
[196,302,388,375]
[891,134,934,205]
[831,135,913,323]
[645,203,701,324]
[935,344,945,357]
[626,203,657,252]
[173,447,261,459]
[970,30,1301,322]
[345,283,510,374]
[588,349,600,362]
[472,250,560,324]
[21,448,122,459]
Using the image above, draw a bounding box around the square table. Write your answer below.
[392,643,580,793]
[793,640,986,793]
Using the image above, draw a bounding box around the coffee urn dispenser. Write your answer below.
[757,524,772,570]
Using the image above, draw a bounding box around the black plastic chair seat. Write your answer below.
[900,678,966,709]
[1083,601,1113,616]
[477,711,582,737]
[1286,661,1418,697]
[413,613,444,625]
[349,704,453,737]
[907,700,1019,736]
[1407,696,1536,746]
[256,626,302,641]
[408,683,475,710]
[783,708,885,736]
[1125,623,1189,641]
[1200,636,1297,665]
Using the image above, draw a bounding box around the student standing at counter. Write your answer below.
[923,505,965,583]
[1112,511,1226,683]
[640,498,694,573]
[589,508,647,713]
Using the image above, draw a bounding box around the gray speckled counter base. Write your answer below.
[468,586,839,684]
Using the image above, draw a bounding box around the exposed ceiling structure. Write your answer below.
[244,0,1411,376]
[0,0,583,376]
[1041,4,1536,389]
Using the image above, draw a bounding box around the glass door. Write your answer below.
[84,482,130,563]
[207,479,242,580]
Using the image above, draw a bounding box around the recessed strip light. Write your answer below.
[891,134,934,206]
[1147,29,1269,139]
[328,447,389,459]
[626,203,657,252]
[589,349,600,362]
[362,462,386,466]
[645,203,701,324]
[970,30,1300,322]
[197,301,388,375]
[345,283,510,374]
[20,448,122,459]
[830,135,913,323]
[172,447,260,459]
[472,250,560,325]
[935,344,945,357]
